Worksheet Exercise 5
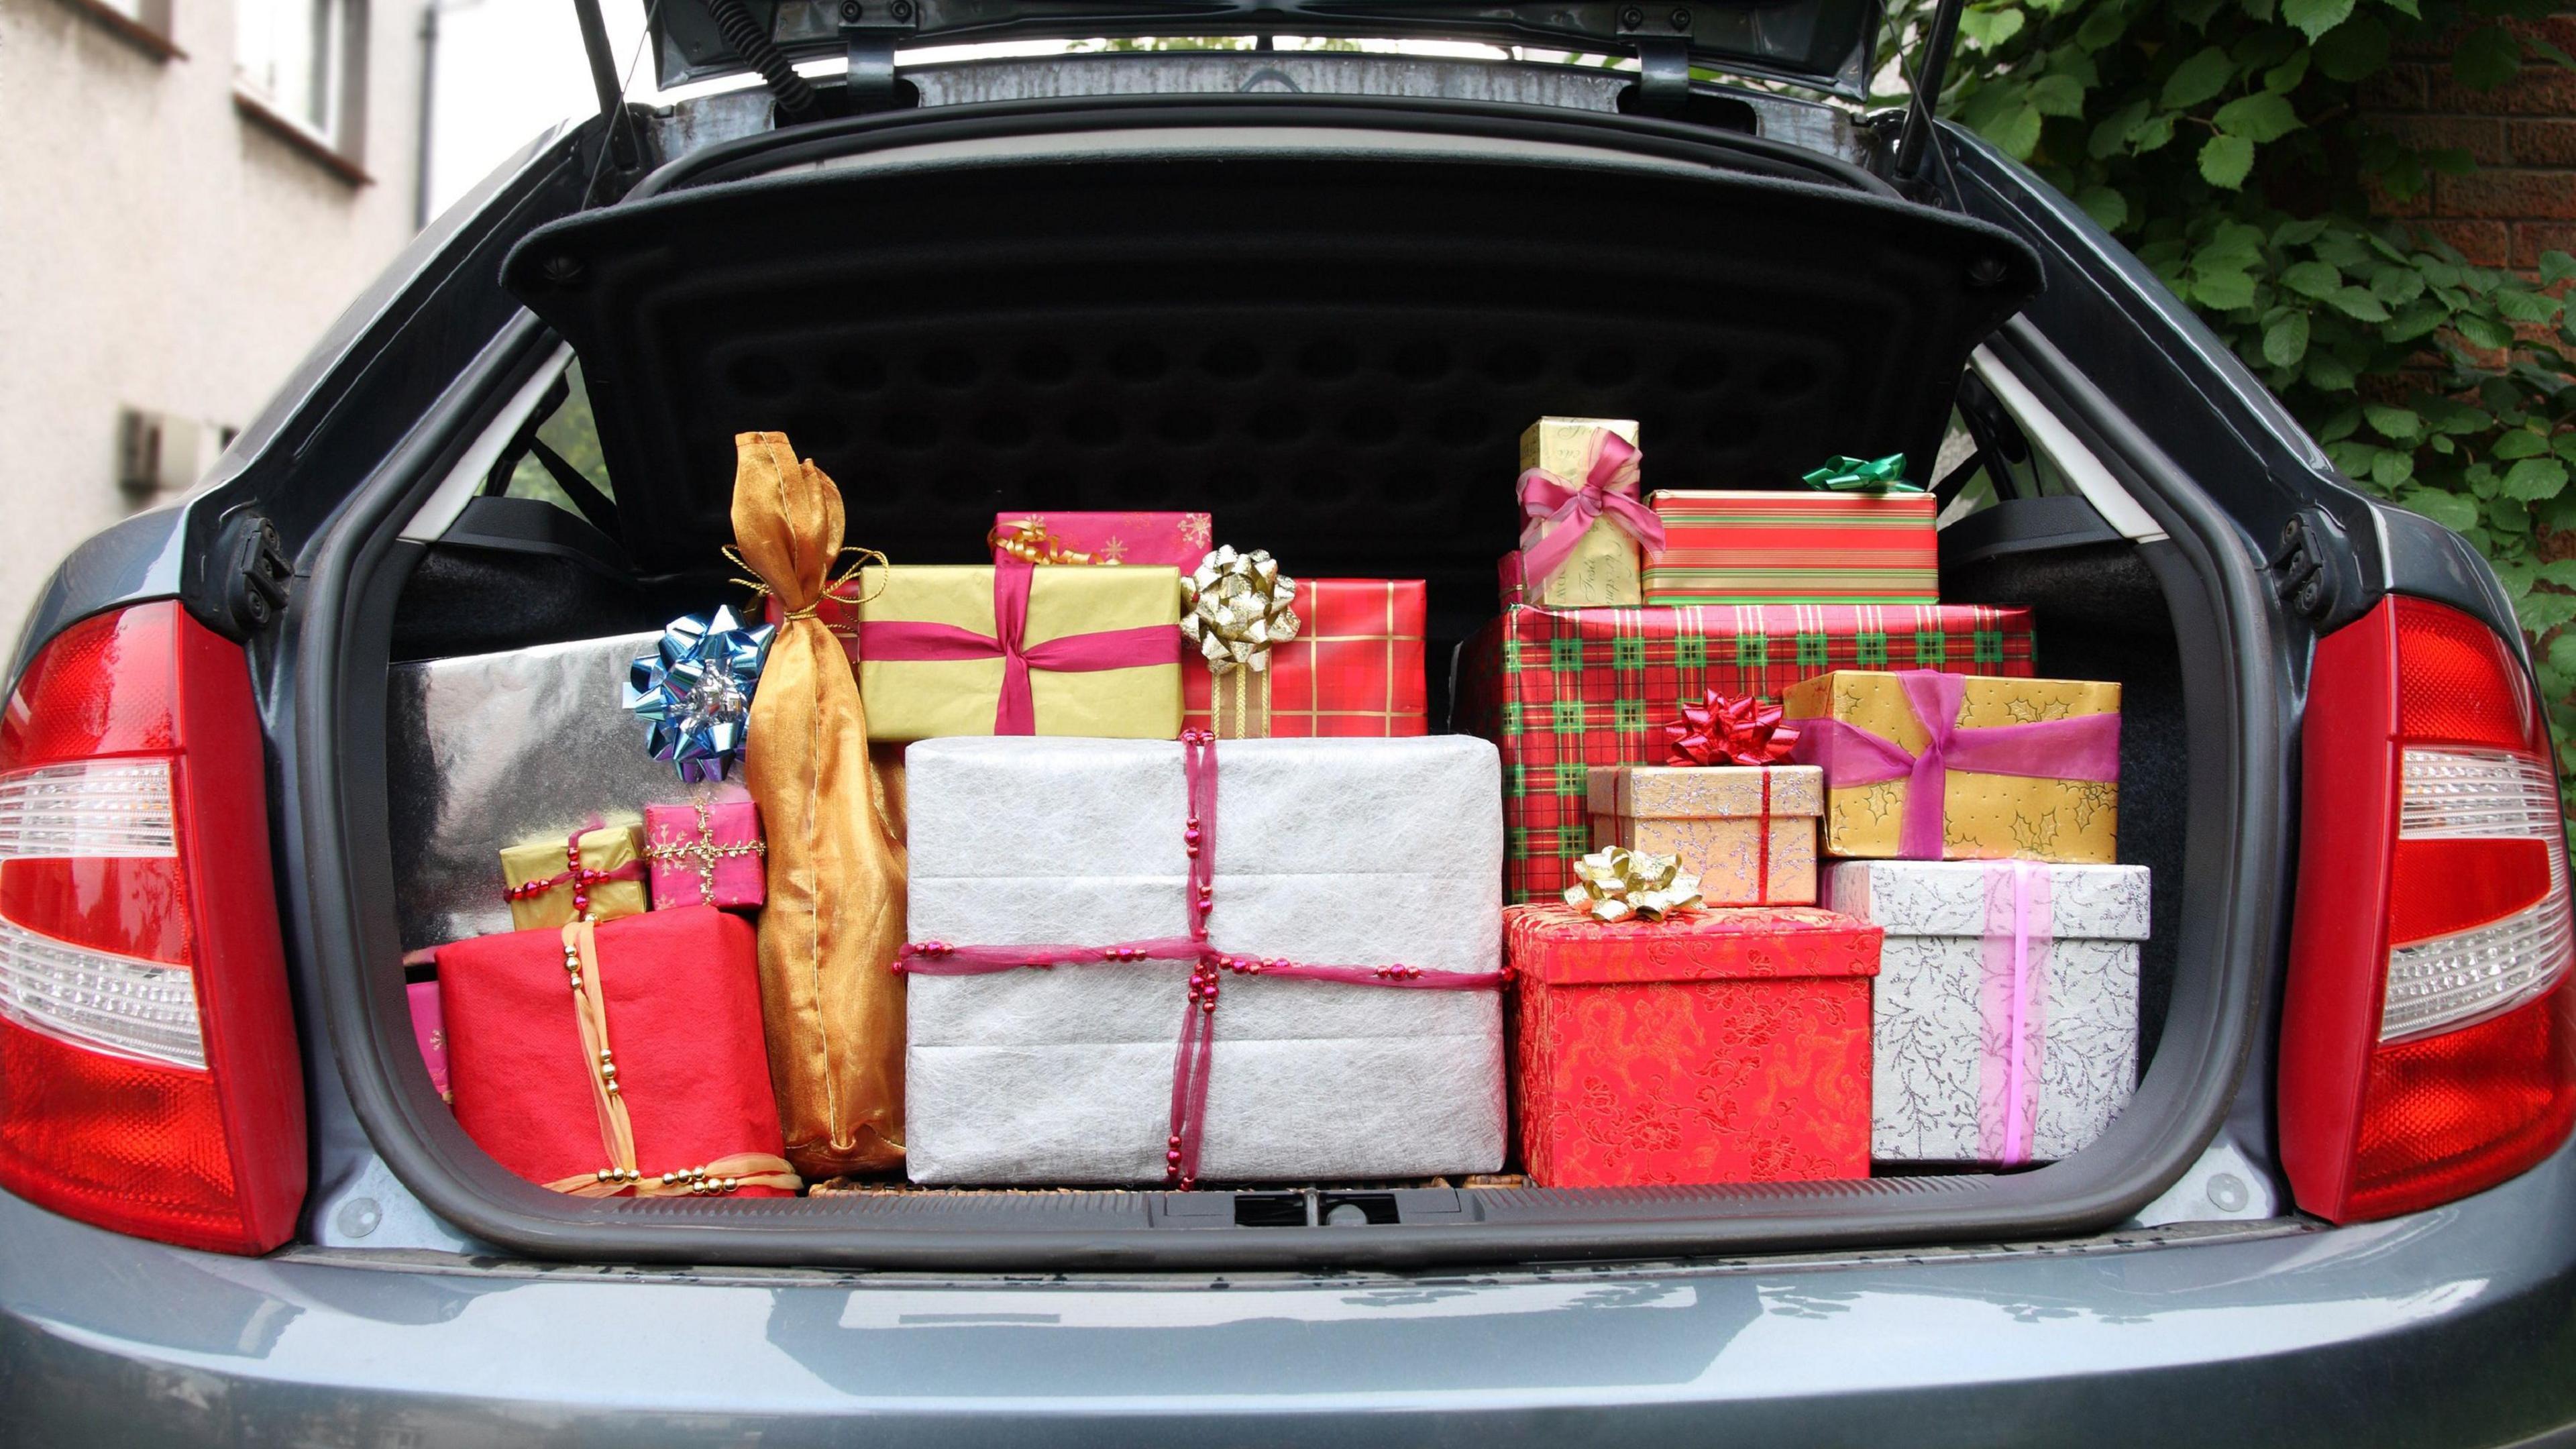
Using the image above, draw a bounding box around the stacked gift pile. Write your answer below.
[379,411,2147,1207]
[1478,417,2149,1187]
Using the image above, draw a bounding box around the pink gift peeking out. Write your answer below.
[990,511,1213,570]
[643,796,767,911]
[408,980,451,1103]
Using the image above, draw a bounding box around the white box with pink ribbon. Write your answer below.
[900,734,1507,1187]
[1827,859,2149,1167]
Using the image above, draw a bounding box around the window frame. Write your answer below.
[231,0,372,182]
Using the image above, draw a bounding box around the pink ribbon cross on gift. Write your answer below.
[855,554,1183,735]
[894,731,1504,1189]
[1788,670,2120,860]
[1515,429,1662,592]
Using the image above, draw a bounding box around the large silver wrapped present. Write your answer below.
[388,632,704,951]
[1827,859,2149,1165]
[904,735,1507,1185]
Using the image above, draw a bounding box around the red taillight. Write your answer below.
[0,603,304,1252]
[2282,596,2576,1223]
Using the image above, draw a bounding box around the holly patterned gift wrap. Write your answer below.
[1505,902,1881,1187]
[1784,669,2121,863]
[1827,859,2148,1165]
[1454,602,2037,904]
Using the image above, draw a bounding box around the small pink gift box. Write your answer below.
[408,979,451,1103]
[990,511,1212,570]
[642,796,767,911]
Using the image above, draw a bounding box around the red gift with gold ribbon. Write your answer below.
[437,906,797,1197]
[1182,576,1430,739]
[1507,901,1880,1189]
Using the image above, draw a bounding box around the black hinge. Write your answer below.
[2269,506,2351,627]
[1616,7,1695,117]
[841,0,916,113]
[217,511,294,637]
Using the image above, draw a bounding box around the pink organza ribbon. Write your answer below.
[1788,670,2120,859]
[855,554,1183,734]
[893,731,1504,1189]
[1979,861,2054,1167]
[1515,429,1662,592]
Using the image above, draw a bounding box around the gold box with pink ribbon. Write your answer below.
[851,559,1184,743]
[1784,669,2122,864]
[1511,416,1659,609]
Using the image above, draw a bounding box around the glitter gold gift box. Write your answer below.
[1782,669,2121,863]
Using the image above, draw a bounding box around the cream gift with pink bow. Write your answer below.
[1513,417,1662,608]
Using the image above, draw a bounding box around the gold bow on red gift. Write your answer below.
[1665,690,1801,767]
[1564,847,1705,924]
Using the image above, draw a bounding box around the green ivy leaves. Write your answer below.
[1878,0,2576,835]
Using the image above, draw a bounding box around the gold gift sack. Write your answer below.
[1783,669,2121,863]
[498,824,647,930]
[852,562,1183,743]
[1588,765,1823,906]
[731,432,908,1178]
[1515,417,1650,608]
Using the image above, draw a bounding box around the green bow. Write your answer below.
[1801,453,1922,494]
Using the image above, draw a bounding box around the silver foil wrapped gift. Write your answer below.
[903,735,1508,1185]
[388,632,708,951]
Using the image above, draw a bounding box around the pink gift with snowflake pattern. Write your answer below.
[990,511,1212,570]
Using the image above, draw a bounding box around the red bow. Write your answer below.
[1665,691,1799,767]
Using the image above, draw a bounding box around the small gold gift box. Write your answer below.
[498,822,647,931]
[1589,764,1823,906]
[1518,417,1645,608]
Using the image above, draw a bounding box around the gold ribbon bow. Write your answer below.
[1564,847,1705,924]
[1180,546,1301,676]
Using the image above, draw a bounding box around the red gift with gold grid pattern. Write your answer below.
[1183,578,1429,739]
[1456,601,2037,903]
[1507,902,1880,1188]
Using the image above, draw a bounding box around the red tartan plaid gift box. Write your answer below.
[439,906,796,1197]
[1184,578,1430,738]
[1456,601,2037,903]
[1507,902,1881,1187]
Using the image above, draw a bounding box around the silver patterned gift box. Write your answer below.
[904,735,1507,1185]
[388,632,708,951]
[1825,859,2149,1166]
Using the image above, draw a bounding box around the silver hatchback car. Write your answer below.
[4,3,2574,1444]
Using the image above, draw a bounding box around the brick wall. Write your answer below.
[2366,15,2576,272]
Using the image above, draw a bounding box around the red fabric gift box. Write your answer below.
[1507,902,1881,1188]
[438,906,793,1196]
[1183,578,1430,738]
[1456,601,2037,903]
[991,511,1213,569]
[642,796,765,911]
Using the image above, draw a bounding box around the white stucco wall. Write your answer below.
[0,0,425,645]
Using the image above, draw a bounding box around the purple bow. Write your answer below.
[1788,671,2119,859]
[1515,429,1662,592]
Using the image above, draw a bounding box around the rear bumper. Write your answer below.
[7,1146,2576,1447]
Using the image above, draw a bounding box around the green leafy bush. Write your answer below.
[1886,0,2576,814]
